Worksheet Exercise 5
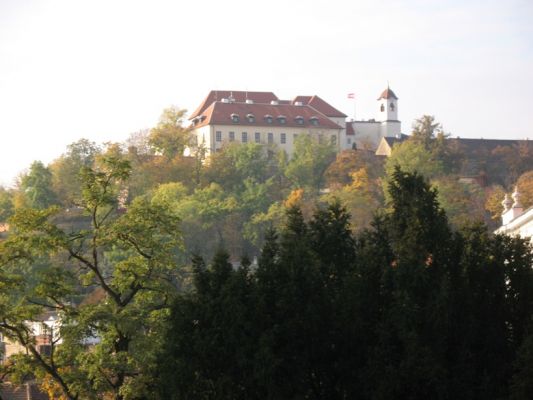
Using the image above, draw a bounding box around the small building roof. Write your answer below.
[375,134,410,156]
[377,87,398,100]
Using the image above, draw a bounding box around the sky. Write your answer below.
[0,0,532,186]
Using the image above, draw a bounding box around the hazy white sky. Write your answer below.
[1,0,532,186]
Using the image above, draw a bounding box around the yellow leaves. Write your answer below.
[40,374,70,400]
[347,168,370,192]
[284,188,304,208]
[517,170,533,209]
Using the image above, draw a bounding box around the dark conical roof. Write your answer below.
[377,87,398,100]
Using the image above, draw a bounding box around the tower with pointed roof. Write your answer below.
[376,86,401,140]
[377,86,399,122]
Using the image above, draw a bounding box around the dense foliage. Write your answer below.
[1,107,533,399]
[156,169,533,400]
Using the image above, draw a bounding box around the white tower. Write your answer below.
[377,86,400,138]
[377,86,399,121]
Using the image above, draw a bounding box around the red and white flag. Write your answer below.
[347,93,355,99]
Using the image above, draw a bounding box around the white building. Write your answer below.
[189,87,401,155]
[495,188,533,244]
[346,87,402,150]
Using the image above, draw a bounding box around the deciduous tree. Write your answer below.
[0,156,183,400]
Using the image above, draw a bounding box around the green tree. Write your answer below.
[0,186,14,222]
[283,135,336,192]
[433,177,486,228]
[202,143,274,192]
[0,156,183,400]
[50,139,101,206]
[18,161,58,209]
[385,140,444,181]
[411,115,443,149]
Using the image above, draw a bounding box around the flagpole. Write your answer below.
[347,93,356,120]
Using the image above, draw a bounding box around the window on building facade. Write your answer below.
[347,137,351,144]
[310,117,319,126]
[331,135,337,145]
[293,134,298,141]
[295,116,304,125]
[277,116,286,124]
[229,131,235,141]
[216,131,222,142]
[380,104,385,112]
[242,132,248,143]
[281,133,286,144]
[265,115,273,124]
[390,103,395,111]
[255,132,261,143]
[268,132,273,144]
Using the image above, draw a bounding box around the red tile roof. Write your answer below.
[192,101,343,129]
[293,95,347,118]
[189,91,278,120]
[377,87,398,100]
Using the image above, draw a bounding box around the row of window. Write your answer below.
[230,113,320,126]
[215,131,336,145]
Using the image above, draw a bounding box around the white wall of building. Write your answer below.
[496,207,533,244]
[351,121,381,150]
[200,124,341,156]
[380,120,401,138]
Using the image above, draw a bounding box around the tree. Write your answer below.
[324,149,383,189]
[148,107,191,159]
[516,170,533,209]
[411,115,443,149]
[322,167,383,232]
[18,161,58,209]
[485,184,506,221]
[50,139,101,206]
[0,187,14,222]
[0,156,183,400]
[283,135,336,192]
[202,143,275,192]
[432,176,486,228]
[154,168,533,400]
[385,140,444,182]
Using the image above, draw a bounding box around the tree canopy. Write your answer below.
[155,168,533,400]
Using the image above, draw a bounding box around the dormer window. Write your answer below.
[191,116,204,127]
[309,116,319,126]
[295,116,304,125]
[246,113,255,123]
[277,115,286,124]
[231,113,240,123]
[390,103,395,111]
[264,114,273,124]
